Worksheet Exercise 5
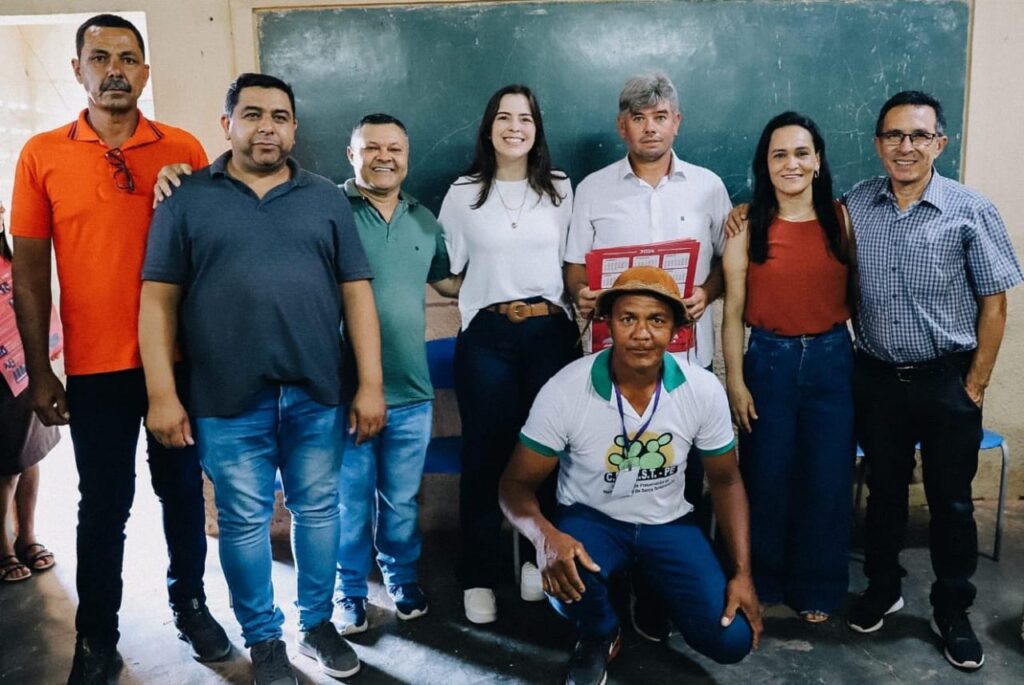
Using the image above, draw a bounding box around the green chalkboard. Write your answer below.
[256,0,968,213]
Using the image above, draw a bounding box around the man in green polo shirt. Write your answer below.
[334,113,461,634]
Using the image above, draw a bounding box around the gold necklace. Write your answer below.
[495,181,528,229]
[778,207,815,221]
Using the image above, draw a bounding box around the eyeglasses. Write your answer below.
[104,148,135,193]
[878,130,941,149]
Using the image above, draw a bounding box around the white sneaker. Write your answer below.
[463,588,497,624]
[520,562,545,602]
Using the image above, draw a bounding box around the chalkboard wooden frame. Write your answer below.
[256,0,969,213]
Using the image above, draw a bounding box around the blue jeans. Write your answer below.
[738,325,854,614]
[455,306,580,588]
[336,399,432,597]
[550,504,751,664]
[65,367,207,646]
[196,385,342,646]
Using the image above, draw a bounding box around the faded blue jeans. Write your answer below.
[197,385,343,646]
[336,399,432,597]
[738,325,854,614]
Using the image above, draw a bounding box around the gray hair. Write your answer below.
[618,72,679,115]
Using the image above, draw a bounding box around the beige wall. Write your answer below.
[963,0,1024,498]
[3,0,1020,496]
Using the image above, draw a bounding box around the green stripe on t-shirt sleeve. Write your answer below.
[519,433,559,457]
[696,438,736,458]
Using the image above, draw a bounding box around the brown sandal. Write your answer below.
[800,610,830,624]
[1,554,32,582]
[17,543,55,571]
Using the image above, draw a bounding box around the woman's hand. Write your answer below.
[727,381,758,433]
[724,204,750,239]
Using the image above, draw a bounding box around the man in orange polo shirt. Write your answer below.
[10,14,229,684]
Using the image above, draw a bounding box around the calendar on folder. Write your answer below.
[584,239,700,354]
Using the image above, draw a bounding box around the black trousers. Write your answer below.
[66,367,208,645]
[454,307,581,589]
[853,351,980,616]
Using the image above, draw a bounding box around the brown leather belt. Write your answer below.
[484,300,561,323]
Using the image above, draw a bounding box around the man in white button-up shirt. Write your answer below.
[564,72,731,371]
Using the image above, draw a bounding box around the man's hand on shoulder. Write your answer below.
[146,394,194,448]
[152,163,194,207]
[721,572,762,649]
[724,204,750,239]
[29,369,70,426]
[349,384,386,445]
[538,528,601,603]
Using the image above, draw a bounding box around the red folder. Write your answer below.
[584,239,700,354]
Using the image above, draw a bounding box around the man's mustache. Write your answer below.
[101,78,131,93]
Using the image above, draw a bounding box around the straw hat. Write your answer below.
[594,266,688,324]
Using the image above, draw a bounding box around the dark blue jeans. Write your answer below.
[66,367,207,646]
[550,504,752,664]
[455,306,580,589]
[854,350,980,616]
[739,325,854,614]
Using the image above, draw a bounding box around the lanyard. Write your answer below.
[613,380,662,465]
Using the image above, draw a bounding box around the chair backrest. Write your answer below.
[424,337,461,474]
[426,337,457,390]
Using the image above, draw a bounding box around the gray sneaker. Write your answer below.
[250,639,297,685]
[296,620,361,678]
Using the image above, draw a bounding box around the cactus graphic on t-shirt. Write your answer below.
[607,432,673,471]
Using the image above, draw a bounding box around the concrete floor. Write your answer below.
[1,429,1022,684]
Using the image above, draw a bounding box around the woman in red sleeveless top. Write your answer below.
[722,112,856,623]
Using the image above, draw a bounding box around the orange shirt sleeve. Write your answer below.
[10,141,54,239]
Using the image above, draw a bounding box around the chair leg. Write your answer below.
[993,444,1009,562]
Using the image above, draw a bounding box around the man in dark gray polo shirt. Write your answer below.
[139,73,386,685]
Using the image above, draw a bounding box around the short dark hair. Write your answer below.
[875,90,946,136]
[76,14,145,58]
[224,73,296,117]
[352,113,407,137]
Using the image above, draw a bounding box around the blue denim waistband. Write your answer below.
[749,322,848,344]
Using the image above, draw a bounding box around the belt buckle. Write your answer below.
[506,300,529,323]
[894,365,915,383]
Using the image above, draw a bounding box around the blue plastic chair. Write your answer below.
[852,429,1009,561]
[424,337,462,475]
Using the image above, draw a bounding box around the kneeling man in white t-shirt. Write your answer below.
[500,266,762,685]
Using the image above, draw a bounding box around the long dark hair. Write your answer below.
[748,111,847,264]
[0,210,11,262]
[461,84,566,209]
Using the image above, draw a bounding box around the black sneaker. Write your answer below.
[629,588,671,642]
[296,620,360,678]
[931,614,985,670]
[174,598,232,661]
[335,596,369,635]
[847,586,904,633]
[566,629,621,685]
[67,636,124,685]
[388,583,429,621]
[250,639,297,685]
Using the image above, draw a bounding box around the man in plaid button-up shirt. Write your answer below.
[845,90,1022,671]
